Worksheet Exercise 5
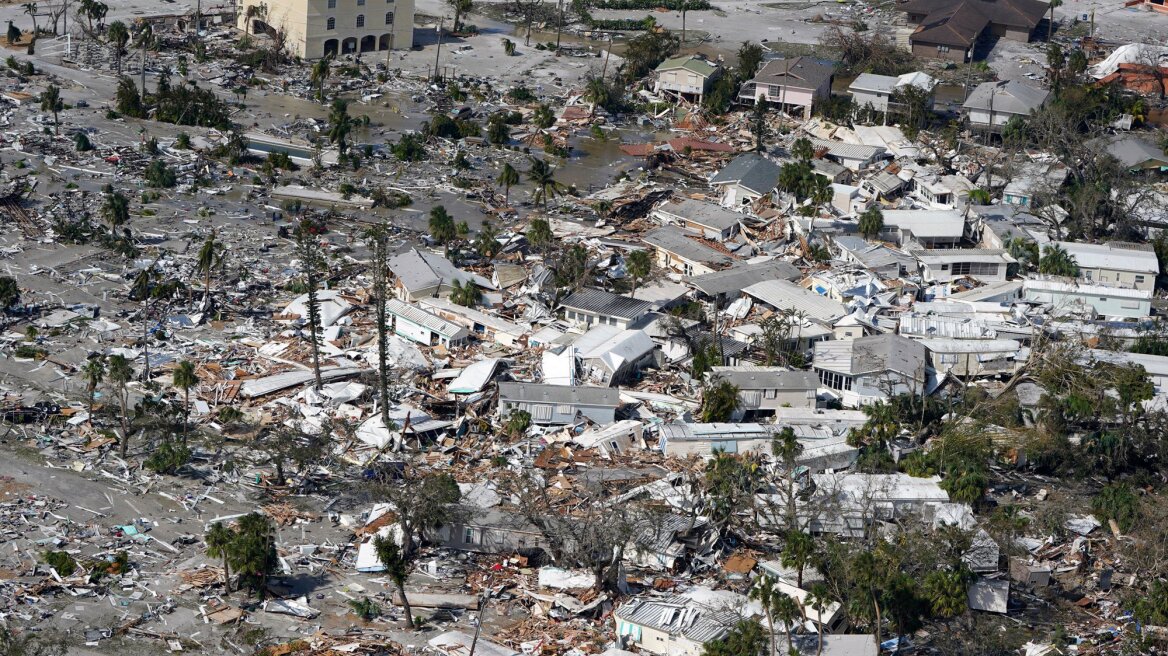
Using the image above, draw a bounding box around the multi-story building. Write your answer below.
[237,0,414,59]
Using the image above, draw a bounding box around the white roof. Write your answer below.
[385,299,470,339]
[914,249,1015,265]
[448,358,504,394]
[1023,277,1152,299]
[418,297,527,337]
[280,290,353,328]
[574,327,655,372]
[1051,241,1159,275]
[742,279,848,322]
[883,209,966,240]
[918,338,1022,354]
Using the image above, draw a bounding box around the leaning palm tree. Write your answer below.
[106,354,133,458]
[327,98,354,156]
[21,3,37,36]
[527,157,563,210]
[107,20,129,74]
[496,162,519,205]
[173,359,199,443]
[39,84,62,135]
[205,522,237,594]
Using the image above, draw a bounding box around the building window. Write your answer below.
[463,527,478,544]
[385,10,393,23]
[357,0,365,5]
[326,16,335,29]
[356,14,365,26]
[328,0,336,7]
[937,44,950,53]
[1136,275,1146,284]
[950,261,1002,277]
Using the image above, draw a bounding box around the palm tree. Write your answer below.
[327,99,353,156]
[427,206,456,256]
[749,575,781,656]
[923,569,967,619]
[229,513,276,599]
[196,230,225,308]
[101,185,130,234]
[583,76,609,117]
[1047,0,1061,40]
[83,355,105,420]
[374,535,413,627]
[294,222,325,390]
[626,249,651,299]
[1038,243,1078,277]
[107,20,129,74]
[134,23,153,97]
[173,360,198,443]
[39,84,62,136]
[527,157,563,209]
[527,217,552,253]
[310,54,332,102]
[806,583,833,656]
[775,590,803,648]
[107,354,133,458]
[851,550,885,650]
[858,205,884,240]
[496,162,519,205]
[532,103,556,131]
[780,529,815,588]
[449,279,481,307]
[205,522,237,593]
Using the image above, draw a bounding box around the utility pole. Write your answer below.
[385,29,393,70]
[555,0,563,53]
[433,18,444,82]
[601,32,612,80]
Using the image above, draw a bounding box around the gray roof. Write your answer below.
[1051,240,1159,275]
[849,73,898,94]
[656,198,743,231]
[750,57,835,91]
[643,226,736,268]
[387,248,481,293]
[962,81,1049,115]
[710,367,819,391]
[808,138,886,164]
[792,634,879,656]
[913,248,1015,265]
[741,279,848,322]
[1098,135,1168,169]
[560,287,654,319]
[710,153,783,195]
[684,260,803,296]
[497,382,620,407]
[813,334,927,377]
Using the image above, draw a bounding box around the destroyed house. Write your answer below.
[418,297,527,347]
[920,338,1023,377]
[387,248,491,301]
[497,382,620,425]
[560,287,654,329]
[742,279,850,324]
[659,423,856,467]
[626,513,712,571]
[708,367,819,417]
[813,334,928,406]
[654,198,742,241]
[614,595,742,656]
[642,226,736,276]
[801,473,949,536]
[709,153,783,207]
[1022,277,1153,320]
[434,507,551,555]
[384,299,470,347]
[572,326,657,386]
[683,261,803,304]
[848,71,937,114]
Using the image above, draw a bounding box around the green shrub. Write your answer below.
[42,551,77,576]
[144,440,192,475]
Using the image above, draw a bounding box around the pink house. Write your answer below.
[738,57,835,119]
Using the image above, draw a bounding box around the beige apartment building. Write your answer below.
[238,0,414,59]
